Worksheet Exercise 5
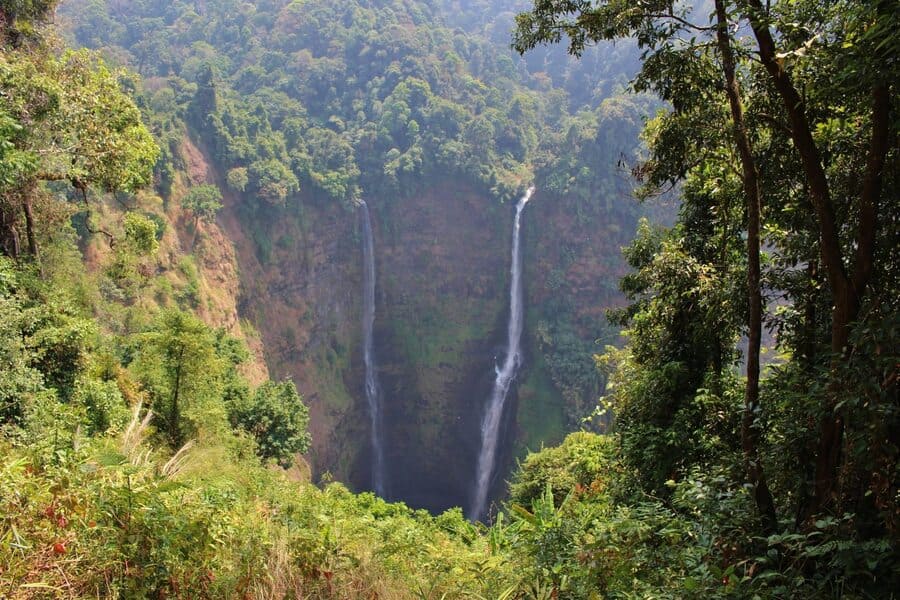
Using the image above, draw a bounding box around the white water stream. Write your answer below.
[469,187,534,520]
[359,200,386,496]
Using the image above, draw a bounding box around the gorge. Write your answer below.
[2,0,895,595]
[55,0,651,516]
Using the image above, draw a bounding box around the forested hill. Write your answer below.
[439,0,641,108]
[54,0,659,511]
[59,0,646,206]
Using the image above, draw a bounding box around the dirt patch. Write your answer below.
[180,136,211,185]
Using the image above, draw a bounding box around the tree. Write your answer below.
[515,0,897,532]
[0,49,158,259]
[188,62,218,128]
[181,184,222,247]
[249,158,299,206]
[123,212,160,256]
[181,183,222,223]
[225,167,248,192]
[131,310,227,448]
[229,379,310,468]
[603,218,744,497]
[737,0,894,518]
[712,0,776,533]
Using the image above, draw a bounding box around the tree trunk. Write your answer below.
[741,0,890,516]
[170,346,185,448]
[190,216,199,251]
[0,7,10,42]
[0,203,20,258]
[715,0,778,533]
[794,260,818,528]
[22,194,39,260]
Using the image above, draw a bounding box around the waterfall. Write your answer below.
[469,186,535,521]
[359,200,386,497]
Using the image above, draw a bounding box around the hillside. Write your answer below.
[57,0,656,511]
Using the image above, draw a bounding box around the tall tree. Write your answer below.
[736,0,894,516]
[131,310,227,448]
[713,0,776,532]
[515,0,897,524]
[0,49,158,259]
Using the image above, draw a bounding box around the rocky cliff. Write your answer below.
[200,136,642,512]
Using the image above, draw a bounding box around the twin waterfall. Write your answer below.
[357,188,535,518]
[469,187,535,521]
[359,200,386,497]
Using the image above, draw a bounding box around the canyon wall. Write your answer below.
[207,140,642,512]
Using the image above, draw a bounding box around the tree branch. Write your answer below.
[646,13,716,33]
[76,186,116,248]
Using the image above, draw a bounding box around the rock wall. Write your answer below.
[206,138,642,512]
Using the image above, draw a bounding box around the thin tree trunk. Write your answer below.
[190,217,199,251]
[0,7,10,43]
[741,0,890,516]
[0,204,20,258]
[794,259,819,527]
[170,346,185,448]
[715,0,778,533]
[22,195,39,259]
[9,222,20,258]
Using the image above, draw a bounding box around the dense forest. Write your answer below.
[59,0,646,205]
[1,0,897,599]
[43,0,660,511]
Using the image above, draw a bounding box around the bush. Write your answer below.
[229,379,310,467]
[509,431,609,506]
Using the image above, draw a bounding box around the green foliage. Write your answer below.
[510,1,898,597]
[0,49,158,191]
[229,379,311,468]
[0,34,158,261]
[225,166,248,192]
[1,2,895,599]
[25,306,97,400]
[181,183,223,223]
[0,258,44,423]
[0,107,34,191]
[536,317,607,428]
[174,256,201,308]
[122,211,159,255]
[601,218,745,495]
[0,0,59,43]
[249,157,299,205]
[72,377,128,435]
[510,431,608,507]
[130,309,227,448]
[56,0,646,211]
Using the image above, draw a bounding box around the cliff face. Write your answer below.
[376,181,511,512]
[215,184,364,480]
[207,138,640,511]
[527,195,637,328]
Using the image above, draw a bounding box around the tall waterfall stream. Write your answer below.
[469,187,534,520]
[359,200,386,496]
